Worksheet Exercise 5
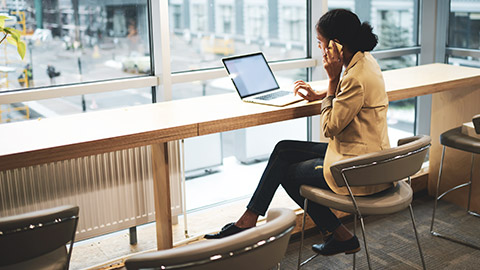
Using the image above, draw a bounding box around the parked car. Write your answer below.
[121,54,151,74]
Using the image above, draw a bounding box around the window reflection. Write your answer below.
[329,0,418,50]
[178,68,308,211]
[0,0,151,93]
[378,54,418,145]
[168,0,307,73]
[0,87,153,124]
[329,0,418,145]
[449,1,480,49]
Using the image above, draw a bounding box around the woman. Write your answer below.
[205,9,391,256]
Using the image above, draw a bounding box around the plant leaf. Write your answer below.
[5,36,26,59]
[0,16,8,28]
[6,35,16,46]
[4,27,20,41]
[17,40,26,59]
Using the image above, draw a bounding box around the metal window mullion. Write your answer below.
[446,47,480,59]
[169,58,316,85]
[308,0,327,143]
[416,0,450,137]
[151,0,173,102]
[0,76,158,105]
[371,47,421,60]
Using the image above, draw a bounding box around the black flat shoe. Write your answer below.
[312,235,360,256]
[204,222,250,239]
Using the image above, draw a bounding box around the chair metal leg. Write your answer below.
[466,154,479,218]
[431,146,446,234]
[353,214,357,270]
[297,198,319,269]
[467,153,474,212]
[297,199,308,270]
[408,204,427,270]
[431,147,480,250]
[358,216,372,270]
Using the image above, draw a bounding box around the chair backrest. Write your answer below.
[0,205,79,270]
[473,114,480,134]
[125,208,296,270]
[330,135,431,187]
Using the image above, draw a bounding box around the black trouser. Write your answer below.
[247,140,341,234]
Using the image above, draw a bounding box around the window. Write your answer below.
[0,0,152,123]
[380,54,418,146]
[217,5,234,34]
[171,4,182,30]
[447,1,480,68]
[168,0,307,73]
[178,69,309,210]
[191,4,207,32]
[449,1,480,49]
[328,1,419,145]
[281,5,306,42]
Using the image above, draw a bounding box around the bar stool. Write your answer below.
[430,114,480,249]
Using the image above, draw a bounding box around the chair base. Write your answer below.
[300,254,318,267]
[431,146,480,251]
[431,205,480,250]
[430,231,480,250]
[467,210,480,218]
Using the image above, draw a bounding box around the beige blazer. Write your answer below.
[321,51,392,196]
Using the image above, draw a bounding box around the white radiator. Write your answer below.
[0,144,183,241]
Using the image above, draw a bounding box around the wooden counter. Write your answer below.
[1,63,480,249]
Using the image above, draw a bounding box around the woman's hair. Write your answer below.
[316,9,377,52]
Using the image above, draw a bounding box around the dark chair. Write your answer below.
[430,114,480,249]
[0,205,79,270]
[297,135,431,270]
[125,208,296,270]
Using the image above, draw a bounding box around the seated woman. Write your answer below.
[205,9,391,256]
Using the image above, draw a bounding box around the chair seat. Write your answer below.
[300,181,413,216]
[440,127,480,154]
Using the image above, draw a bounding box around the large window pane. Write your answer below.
[180,68,308,211]
[377,54,417,70]
[447,55,480,67]
[0,0,151,92]
[379,54,418,145]
[0,87,153,124]
[449,1,480,49]
[328,0,418,50]
[168,0,307,73]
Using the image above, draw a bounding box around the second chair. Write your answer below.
[125,208,296,270]
[297,135,431,270]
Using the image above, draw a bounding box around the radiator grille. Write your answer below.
[0,145,182,241]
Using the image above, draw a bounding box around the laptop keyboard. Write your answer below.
[256,91,291,101]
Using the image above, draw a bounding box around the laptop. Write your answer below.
[222,52,304,106]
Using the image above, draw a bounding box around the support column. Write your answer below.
[354,0,371,23]
[268,0,278,39]
[183,0,190,30]
[208,0,215,33]
[151,143,173,250]
[235,0,244,36]
[35,0,43,29]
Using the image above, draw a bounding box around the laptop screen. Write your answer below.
[222,52,279,98]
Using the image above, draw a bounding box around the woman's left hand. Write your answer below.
[293,80,326,101]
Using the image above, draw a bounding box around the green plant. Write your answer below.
[0,15,25,59]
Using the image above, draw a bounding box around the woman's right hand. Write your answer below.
[293,80,327,101]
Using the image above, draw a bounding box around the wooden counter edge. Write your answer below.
[0,125,198,171]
